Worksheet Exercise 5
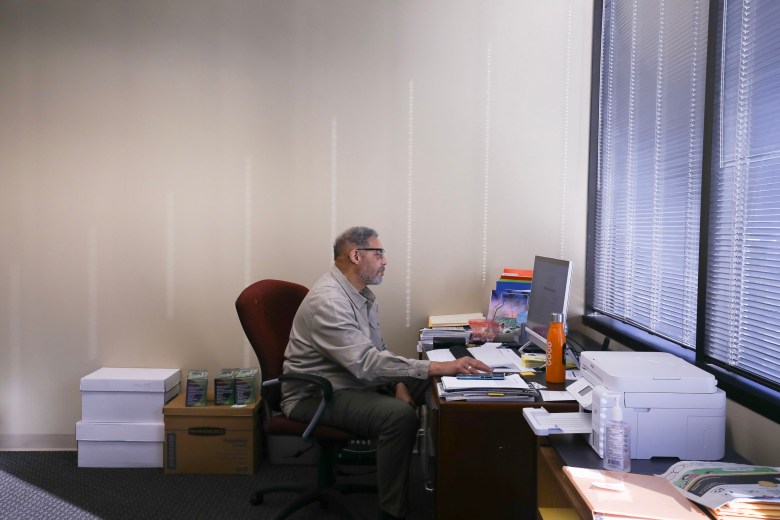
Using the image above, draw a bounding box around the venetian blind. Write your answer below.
[592,0,708,347]
[704,0,780,386]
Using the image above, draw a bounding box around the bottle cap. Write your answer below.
[550,313,564,323]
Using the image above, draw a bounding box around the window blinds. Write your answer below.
[704,0,780,386]
[593,0,708,347]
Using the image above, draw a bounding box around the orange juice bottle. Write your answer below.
[545,313,566,383]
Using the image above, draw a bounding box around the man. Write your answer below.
[281,226,490,520]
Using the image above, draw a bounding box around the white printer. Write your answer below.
[565,351,726,460]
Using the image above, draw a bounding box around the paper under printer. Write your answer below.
[530,351,726,460]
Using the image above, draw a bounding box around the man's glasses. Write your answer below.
[356,248,385,259]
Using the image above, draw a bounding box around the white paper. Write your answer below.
[539,390,575,401]
[441,373,529,391]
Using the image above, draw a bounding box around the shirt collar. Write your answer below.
[329,264,375,309]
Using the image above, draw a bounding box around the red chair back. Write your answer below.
[235,279,308,409]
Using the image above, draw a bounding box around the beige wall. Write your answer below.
[0,0,593,448]
[2,0,775,464]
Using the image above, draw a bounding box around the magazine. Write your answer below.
[659,461,780,518]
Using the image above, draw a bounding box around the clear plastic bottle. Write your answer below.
[545,313,566,383]
[603,405,631,472]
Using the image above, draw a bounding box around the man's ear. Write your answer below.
[349,249,360,265]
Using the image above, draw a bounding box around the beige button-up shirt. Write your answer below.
[280,265,430,416]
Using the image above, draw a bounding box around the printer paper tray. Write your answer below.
[523,407,592,436]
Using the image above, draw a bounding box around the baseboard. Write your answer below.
[0,434,76,451]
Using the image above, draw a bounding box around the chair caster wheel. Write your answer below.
[250,493,264,505]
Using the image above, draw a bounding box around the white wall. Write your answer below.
[2,0,777,466]
[0,0,593,448]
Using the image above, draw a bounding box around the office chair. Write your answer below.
[235,279,376,520]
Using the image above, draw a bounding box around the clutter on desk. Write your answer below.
[425,343,524,372]
[659,461,780,520]
[520,352,578,370]
[418,326,471,351]
[468,318,500,342]
[438,373,535,402]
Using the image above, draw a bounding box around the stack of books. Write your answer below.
[489,268,532,329]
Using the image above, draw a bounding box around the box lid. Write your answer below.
[76,420,164,442]
[163,391,260,417]
[80,368,181,393]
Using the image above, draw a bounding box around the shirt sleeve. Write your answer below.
[308,296,429,382]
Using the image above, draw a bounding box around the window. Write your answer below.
[586,0,780,421]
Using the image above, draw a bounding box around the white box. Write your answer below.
[81,368,180,423]
[76,420,164,468]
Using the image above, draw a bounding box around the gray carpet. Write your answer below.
[0,451,434,520]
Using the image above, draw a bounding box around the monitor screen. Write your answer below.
[524,256,573,349]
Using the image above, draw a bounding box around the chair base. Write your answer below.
[251,482,378,520]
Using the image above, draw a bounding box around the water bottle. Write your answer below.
[545,313,566,383]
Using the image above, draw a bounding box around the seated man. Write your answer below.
[281,226,489,520]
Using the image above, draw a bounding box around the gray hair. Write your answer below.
[333,226,378,260]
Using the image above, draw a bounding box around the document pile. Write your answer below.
[418,327,470,351]
[417,313,483,352]
[437,373,535,402]
[660,461,780,520]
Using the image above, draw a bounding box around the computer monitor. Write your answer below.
[524,256,573,350]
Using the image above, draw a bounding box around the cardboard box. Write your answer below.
[80,368,180,423]
[76,421,164,468]
[163,391,261,474]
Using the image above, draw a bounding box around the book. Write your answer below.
[488,289,530,329]
[428,312,484,328]
[502,268,533,279]
[563,466,709,520]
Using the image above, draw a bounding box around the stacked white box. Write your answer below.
[77,368,180,468]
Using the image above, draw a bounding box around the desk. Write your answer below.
[425,373,577,520]
[536,434,750,520]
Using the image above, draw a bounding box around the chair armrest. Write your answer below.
[264,374,334,441]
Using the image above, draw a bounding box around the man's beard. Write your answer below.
[360,265,384,285]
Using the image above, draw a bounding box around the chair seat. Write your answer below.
[265,414,358,441]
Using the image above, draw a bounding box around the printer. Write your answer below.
[566,351,726,460]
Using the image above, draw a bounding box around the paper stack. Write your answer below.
[437,373,535,402]
[660,461,780,520]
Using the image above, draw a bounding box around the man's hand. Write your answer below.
[429,356,492,377]
[394,382,415,406]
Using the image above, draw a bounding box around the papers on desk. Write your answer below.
[441,373,529,391]
[425,343,524,372]
[438,373,535,402]
[539,390,576,402]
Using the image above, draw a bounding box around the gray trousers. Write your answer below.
[289,378,430,517]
